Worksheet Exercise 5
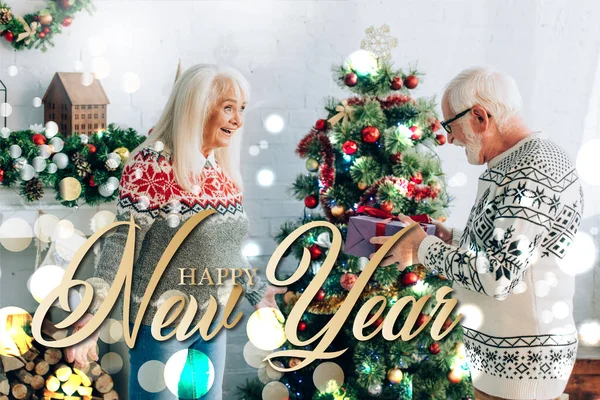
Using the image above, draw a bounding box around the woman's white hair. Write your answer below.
[130,64,249,192]
[443,66,523,131]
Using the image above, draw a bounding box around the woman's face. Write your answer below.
[203,86,246,154]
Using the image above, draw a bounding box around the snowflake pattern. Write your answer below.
[360,24,398,61]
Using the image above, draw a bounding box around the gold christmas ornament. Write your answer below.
[114,147,130,162]
[305,158,319,172]
[358,182,368,191]
[331,205,346,218]
[38,13,53,26]
[59,177,82,201]
[360,24,398,61]
[387,368,403,384]
[283,291,296,305]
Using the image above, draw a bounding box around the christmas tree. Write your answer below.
[240,49,475,400]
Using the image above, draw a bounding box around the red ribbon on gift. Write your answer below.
[355,206,432,251]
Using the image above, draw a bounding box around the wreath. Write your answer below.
[0,0,95,52]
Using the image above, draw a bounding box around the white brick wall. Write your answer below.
[1,0,600,395]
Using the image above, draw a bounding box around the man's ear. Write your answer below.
[470,105,489,131]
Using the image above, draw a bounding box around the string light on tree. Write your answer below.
[344,49,379,76]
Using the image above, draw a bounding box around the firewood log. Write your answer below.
[93,374,113,394]
[44,349,62,366]
[11,382,32,400]
[30,375,45,391]
[102,390,118,400]
[54,364,72,382]
[14,369,33,385]
[35,360,50,376]
[45,375,61,392]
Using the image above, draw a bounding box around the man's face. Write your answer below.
[441,98,484,165]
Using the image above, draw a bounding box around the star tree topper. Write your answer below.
[360,24,398,61]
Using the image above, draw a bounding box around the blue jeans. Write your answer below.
[128,323,226,400]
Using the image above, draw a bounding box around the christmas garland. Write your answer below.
[0,0,95,52]
[0,123,146,207]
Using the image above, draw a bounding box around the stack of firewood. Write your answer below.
[0,320,119,400]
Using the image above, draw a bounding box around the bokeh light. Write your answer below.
[576,139,600,185]
[164,349,215,398]
[557,232,596,276]
[0,307,33,356]
[29,265,65,303]
[456,303,483,330]
[246,308,286,351]
[264,114,284,134]
[257,168,275,187]
[0,217,33,252]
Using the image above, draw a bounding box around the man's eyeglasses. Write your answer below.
[441,108,492,134]
[440,108,471,134]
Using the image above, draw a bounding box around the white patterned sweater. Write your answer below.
[417,133,583,399]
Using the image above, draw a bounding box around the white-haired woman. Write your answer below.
[65,64,285,399]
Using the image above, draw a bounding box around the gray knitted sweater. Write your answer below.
[89,146,267,326]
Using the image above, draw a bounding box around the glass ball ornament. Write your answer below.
[305,158,319,172]
[98,184,114,197]
[0,127,10,138]
[45,121,59,138]
[52,153,69,169]
[49,137,64,152]
[106,176,120,191]
[79,134,89,144]
[9,144,22,158]
[47,163,58,174]
[19,164,35,181]
[32,157,47,172]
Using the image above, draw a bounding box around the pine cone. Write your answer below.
[0,8,12,25]
[24,177,44,202]
[72,152,87,167]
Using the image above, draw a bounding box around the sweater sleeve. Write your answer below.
[417,177,559,300]
[238,252,268,306]
[87,149,168,314]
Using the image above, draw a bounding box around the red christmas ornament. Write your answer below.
[429,342,441,355]
[315,119,327,131]
[89,175,96,187]
[409,125,422,140]
[314,289,326,302]
[304,195,318,209]
[61,17,73,27]
[32,133,47,145]
[361,126,380,143]
[58,0,71,9]
[401,271,419,286]
[308,244,322,260]
[33,15,39,21]
[3,31,14,42]
[298,321,307,332]
[340,273,358,291]
[342,140,358,155]
[404,75,419,89]
[0,168,4,182]
[430,119,442,132]
[368,314,384,328]
[42,27,50,34]
[436,134,447,145]
[390,153,403,164]
[87,144,97,153]
[344,73,358,87]
[38,32,46,39]
[416,313,428,327]
[411,172,423,184]
[442,317,453,331]
[380,201,394,213]
[390,76,403,90]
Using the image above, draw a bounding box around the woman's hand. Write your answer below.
[431,219,453,244]
[64,313,99,368]
[254,285,287,311]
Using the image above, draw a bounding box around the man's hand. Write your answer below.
[254,285,287,311]
[369,214,428,271]
[65,312,99,369]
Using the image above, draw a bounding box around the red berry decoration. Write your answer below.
[87,144,97,153]
[304,195,318,209]
[38,32,46,39]
[43,27,51,34]
[416,313,428,327]
[314,289,326,302]
[344,73,358,87]
[33,15,39,21]
[340,273,358,291]
[411,172,423,185]
[315,119,327,131]
[401,271,419,286]
[308,244,322,260]
[61,17,73,27]
[361,126,380,143]
[3,31,14,42]
[409,125,422,140]
[89,174,96,187]
[404,75,419,89]
[0,168,4,183]
[58,0,71,9]
[32,133,47,145]
[429,342,441,355]
[342,140,358,155]
[390,76,403,90]
[390,153,403,164]
[298,321,307,332]
[380,201,394,213]
[435,134,447,145]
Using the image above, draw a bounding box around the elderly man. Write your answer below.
[371,67,583,400]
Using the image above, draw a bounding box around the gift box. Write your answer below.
[344,209,436,258]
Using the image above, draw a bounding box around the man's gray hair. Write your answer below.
[443,66,523,131]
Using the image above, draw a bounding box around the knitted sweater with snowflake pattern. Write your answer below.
[89,146,267,327]
[417,133,583,399]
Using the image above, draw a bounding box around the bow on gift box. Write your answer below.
[355,206,432,250]
[327,99,355,127]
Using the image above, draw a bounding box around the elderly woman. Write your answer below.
[66,64,285,399]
